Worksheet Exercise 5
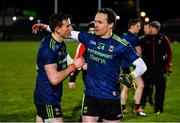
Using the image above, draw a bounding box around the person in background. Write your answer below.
[139,22,154,105]
[34,13,85,122]
[140,21,172,114]
[32,8,147,122]
[68,21,95,89]
[120,19,147,116]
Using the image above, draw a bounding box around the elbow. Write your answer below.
[142,63,147,74]
[50,78,62,86]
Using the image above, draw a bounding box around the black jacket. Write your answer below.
[140,33,172,72]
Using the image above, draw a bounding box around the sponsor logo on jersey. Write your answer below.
[109,45,114,52]
[90,40,96,45]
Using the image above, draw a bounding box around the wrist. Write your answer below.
[46,25,51,32]
[70,63,77,71]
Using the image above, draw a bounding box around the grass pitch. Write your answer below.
[0,41,180,122]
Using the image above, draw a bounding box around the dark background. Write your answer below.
[1,0,179,22]
[0,0,180,40]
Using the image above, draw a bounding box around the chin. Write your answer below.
[95,32,100,36]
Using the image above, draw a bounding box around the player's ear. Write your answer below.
[109,22,113,29]
[55,26,61,34]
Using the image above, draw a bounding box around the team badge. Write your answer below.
[109,45,114,52]
[55,108,60,115]
[112,91,117,96]
[83,106,88,113]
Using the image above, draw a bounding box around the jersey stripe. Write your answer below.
[112,34,129,46]
[50,39,56,51]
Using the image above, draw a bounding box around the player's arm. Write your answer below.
[68,43,86,89]
[67,54,73,65]
[74,43,86,58]
[32,23,80,38]
[32,23,81,42]
[135,45,142,56]
[32,23,51,34]
[45,57,85,85]
[131,57,147,78]
[119,57,147,88]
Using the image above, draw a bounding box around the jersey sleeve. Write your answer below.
[41,46,56,65]
[123,44,139,64]
[74,43,86,59]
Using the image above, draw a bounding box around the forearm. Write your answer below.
[67,54,73,65]
[46,64,76,85]
[69,70,80,82]
[46,25,51,32]
[75,43,86,58]
[70,30,80,41]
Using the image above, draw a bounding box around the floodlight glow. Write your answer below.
[144,17,150,22]
[140,11,146,17]
[12,16,17,21]
[116,15,120,20]
[29,16,34,21]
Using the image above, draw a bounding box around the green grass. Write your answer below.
[0,41,180,122]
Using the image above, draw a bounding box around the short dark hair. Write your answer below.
[87,21,95,30]
[98,8,117,29]
[49,13,70,32]
[128,19,141,29]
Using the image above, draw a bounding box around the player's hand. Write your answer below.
[82,63,87,70]
[73,57,85,69]
[68,82,76,89]
[32,23,48,34]
[119,73,135,88]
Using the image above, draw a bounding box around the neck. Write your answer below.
[101,29,113,39]
[128,29,136,34]
[51,33,63,43]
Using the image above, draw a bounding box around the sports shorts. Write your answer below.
[82,94,123,120]
[35,104,62,120]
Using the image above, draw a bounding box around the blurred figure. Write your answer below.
[120,19,147,116]
[140,23,154,105]
[140,21,173,114]
[143,23,151,35]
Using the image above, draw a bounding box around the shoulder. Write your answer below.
[139,35,145,40]
[40,35,56,51]
[79,32,97,42]
[112,34,129,46]
[159,33,171,41]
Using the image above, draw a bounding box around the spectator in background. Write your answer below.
[34,13,85,122]
[120,19,147,116]
[139,22,154,105]
[140,21,173,114]
[143,23,151,35]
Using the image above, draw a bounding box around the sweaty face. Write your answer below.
[94,13,110,37]
[59,18,73,38]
